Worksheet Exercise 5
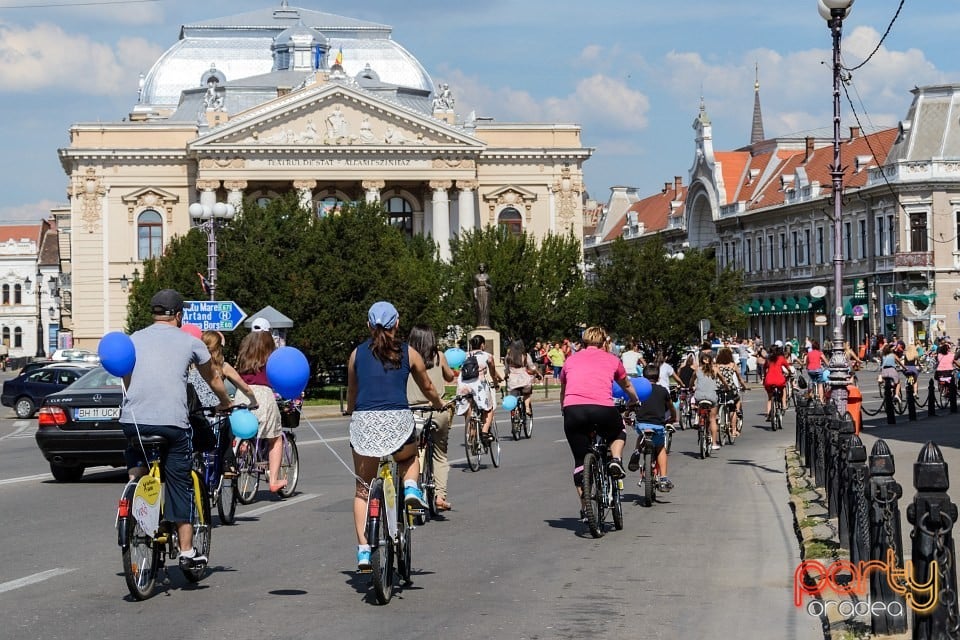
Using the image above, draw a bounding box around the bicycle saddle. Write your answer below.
[697,400,714,408]
[128,434,169,447]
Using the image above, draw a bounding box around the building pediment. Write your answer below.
[120,187,180,223]
[190,83,485,153]
[482,185,538,205]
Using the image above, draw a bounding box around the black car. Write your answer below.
[2,364,93,418]
[35,366,125,481]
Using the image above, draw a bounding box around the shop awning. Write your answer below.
[843,296,869,318]
[749,300,763,315]
[811,298,827,313]
[797,296,811,311]
[761,298,774,313]
[784,296,798,312]
[892,291,936,311]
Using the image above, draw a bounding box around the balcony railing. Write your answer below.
[869,160,960,186]
[667,216,685,231]
[874,255,894,271]
[894,252,933,268]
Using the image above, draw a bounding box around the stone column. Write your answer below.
[224,179,247,209]
[413,210,425,236]
[293,179,317,212]
[430,180,452,261]
[196,179,221,208]
[362,179,385,204]
[457,179,478,234]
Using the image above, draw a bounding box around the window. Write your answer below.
[957,211,960,252]
[137,210,163,260]
[14,284,21,305]
[318,196,344,218]
[877,216,885,256]
[498,206,523,236]
[804,229,811,265]
[745,238,753,272]
[1,327,8,346]
[858,219,867,259]
[817,227,824,263]
[888,215,895,254]
[2,284,8,305]
[843,221,852,260]
[757,236,764,271]
[384,197,413,236]
[767,234,774,269]
[28,369,55,384]
[779,232,786,268]
[14,327,22,348]
[910,211,928,252]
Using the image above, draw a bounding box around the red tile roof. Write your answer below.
[604,181,687,241]
[0,224,42,245]
[714,151,751,203]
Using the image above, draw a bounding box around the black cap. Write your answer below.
[150,289,184,316]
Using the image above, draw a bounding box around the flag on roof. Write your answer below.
[334,47,343,66]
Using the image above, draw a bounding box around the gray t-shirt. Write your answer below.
[120,323,210,429]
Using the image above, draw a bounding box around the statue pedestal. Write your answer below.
[469,327,501,368]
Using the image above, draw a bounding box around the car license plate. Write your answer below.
[76,407,120,420]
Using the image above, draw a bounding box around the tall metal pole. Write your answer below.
[827,7,849,415]
[35,270,44,357]
[207,222,217,301]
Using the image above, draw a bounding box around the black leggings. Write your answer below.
[563,404,626,474]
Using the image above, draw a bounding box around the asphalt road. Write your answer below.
[0,387,823,640]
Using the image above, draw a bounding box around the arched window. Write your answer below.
[14,284,21,305]
[137,210,163,260]
[256,197,272,209]
[2,284,8,305]
[498,206,523,236]
[385,197,413,236]
[13,327,22,348]
[1,327,8,346]
[318,196,345,218]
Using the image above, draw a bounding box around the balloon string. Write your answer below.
[301,414,371,490]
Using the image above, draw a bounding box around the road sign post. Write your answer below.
[182,301,247,331]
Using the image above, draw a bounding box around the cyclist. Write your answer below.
[235,331,287,493]
[693,352,721,451]
[455,334,503,445]
[120,289,232,571]
[902,342,920,396]
[879,344,904,402]
[803,340,828,401]
[628,364,678,491]
[656,353,682,390]
[560,326,639,522]
[760,343,789,422]
[716,347,747,439]
[505,339,541,429]
[347,301,446,571]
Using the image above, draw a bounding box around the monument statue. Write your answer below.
[473,263,492,328]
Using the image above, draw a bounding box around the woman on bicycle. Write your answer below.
[347,302,446,570]
[716,347,747,439]
[803,340,829,401]
[760,343,789,421]
[560,326,639,521]
[903,342,920,395]
[692,352,722,450]
[879,344,904,401]
[506,339,541,427]
[406,324,455,512]
[455,334,503,445]
[235,330,287,493]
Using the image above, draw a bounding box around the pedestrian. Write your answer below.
[548,342,565,379]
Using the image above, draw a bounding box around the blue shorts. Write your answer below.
[635,422,666,448]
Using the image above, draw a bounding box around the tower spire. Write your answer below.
[750,62,765,145]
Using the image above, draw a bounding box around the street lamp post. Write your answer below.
[188,201,236,301]
[819,0,855,414]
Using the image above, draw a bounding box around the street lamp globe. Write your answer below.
[188,202,206,219]
[223,203,236,219]
[818,0,854,20]
[212,202,228,218]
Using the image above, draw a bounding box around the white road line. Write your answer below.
[0,422,35,441]
[0,568,77,594]
[297,436,349,447]
[0,465,116,486]
[241,493,319,517]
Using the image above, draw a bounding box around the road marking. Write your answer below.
[0,422,35,441]
[242,493,319,517]
[0,568,76,594]
[297,436,348,447]
[0,465,116,486]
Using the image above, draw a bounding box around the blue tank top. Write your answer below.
[354,338,410,411]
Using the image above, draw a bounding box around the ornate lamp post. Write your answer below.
[188,201,235,301]
[819,0,855,413]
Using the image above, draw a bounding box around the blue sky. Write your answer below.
[0,0,955,221]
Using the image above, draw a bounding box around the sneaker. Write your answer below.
[357,549,372,572]
[178,550,208,570]
[579,508,588,523]
[480,431,495,445]
[608,459,626,479]
[627,449,641,472]
[404,485,428,509]
[658,477,674,492]
[711,444,721,451]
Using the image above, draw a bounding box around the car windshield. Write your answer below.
[68,367,121,389]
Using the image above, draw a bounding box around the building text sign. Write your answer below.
[247,158,433,170]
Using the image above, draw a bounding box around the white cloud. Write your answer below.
[0,21,163,95]
[0,199,58,223]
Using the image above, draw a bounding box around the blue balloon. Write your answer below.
[632,377,653,402]
[821,369,831,383]
[230,409,259,439]
[502,394,518,411]
[444,347,466,370]
[266,347,310,400]
[98,331,136,377]
[612,381,629,400]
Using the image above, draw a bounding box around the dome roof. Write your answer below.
[138,4,434,109]
[274,21,328,48]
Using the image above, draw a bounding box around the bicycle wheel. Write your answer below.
[698,425,708,460]
[511,411,521,441]
[277,434,299,498]
[235,439,259,504]
[465,417,481,472]
[523,408,533,439]
[182,476,211,583]
[642,452,654,507]
[581,452,605,538]
[121,516,159,600]
[724,407,734,446]
[217,475,237,525]
[397,505,412,585]
[611,477,624,531]
[665,428,673,455]
[420,430,438,520]
[367,480,394,604]
[488,419,501,468]
[773,405,783,432]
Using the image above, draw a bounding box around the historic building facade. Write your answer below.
[0,222,61,359]
[57,3,591,347]
[590,83,960,347]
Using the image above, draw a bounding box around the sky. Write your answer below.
[0,0,955,222]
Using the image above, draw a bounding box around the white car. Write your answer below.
[51,349,100,364]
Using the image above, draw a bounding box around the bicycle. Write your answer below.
[412,405,441,521]
[768,386,785,431]
[459,392,501,472]
[236,400,300,503]
[877,369,906,415]
[192,407,240,525]
[116,432,212,600]
[631,416,675,508]
[581,426,624,538]
[507,389,533,440]
[696,400,714,459]
[934,370,958,409]
[717,389,736,446]
[676,386,694,431]
[359,452,424,604]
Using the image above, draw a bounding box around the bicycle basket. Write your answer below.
[277,400,302,429]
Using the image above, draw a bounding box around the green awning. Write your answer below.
[811,298,827,313]
[749,300,763,315]
[761,299,774,313]
[843,296,869,318]
[797,296,810,311]
[774,297,788,314]
[892,291,936,311]
[784,296,798,312]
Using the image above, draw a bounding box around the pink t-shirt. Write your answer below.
[937,353,955,372]
[560,346,627,408]
[807,350,825,371]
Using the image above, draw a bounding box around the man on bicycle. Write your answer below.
[120,289,232,571]
[628,364,678,491]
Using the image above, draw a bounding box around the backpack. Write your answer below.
[460,351,481,382]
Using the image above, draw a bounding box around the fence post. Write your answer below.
[951,376,958,414]
[906,441,960,639]
[846,434,869,563]
[837,413,855,548]
[907,376,918,421]
[826,403,841,518]
[796,396,809,464]
[814,401,828,487]
[867,439,907,636]
[884,376,897,425]
[929,377,937,418]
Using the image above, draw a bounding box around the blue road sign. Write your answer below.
[884,303,897,317]
[183,300,247,331]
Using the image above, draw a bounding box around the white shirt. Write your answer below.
[658,363,675,390]
[621,350,641,376]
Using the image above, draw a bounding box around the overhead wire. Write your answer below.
[0,0,159,9]
[841,0,906,72]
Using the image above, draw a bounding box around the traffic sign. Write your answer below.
[183,300,247,331]
[884,303,897,317]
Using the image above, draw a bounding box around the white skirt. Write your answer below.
[350,409,415,457]
[455,379,493,415]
